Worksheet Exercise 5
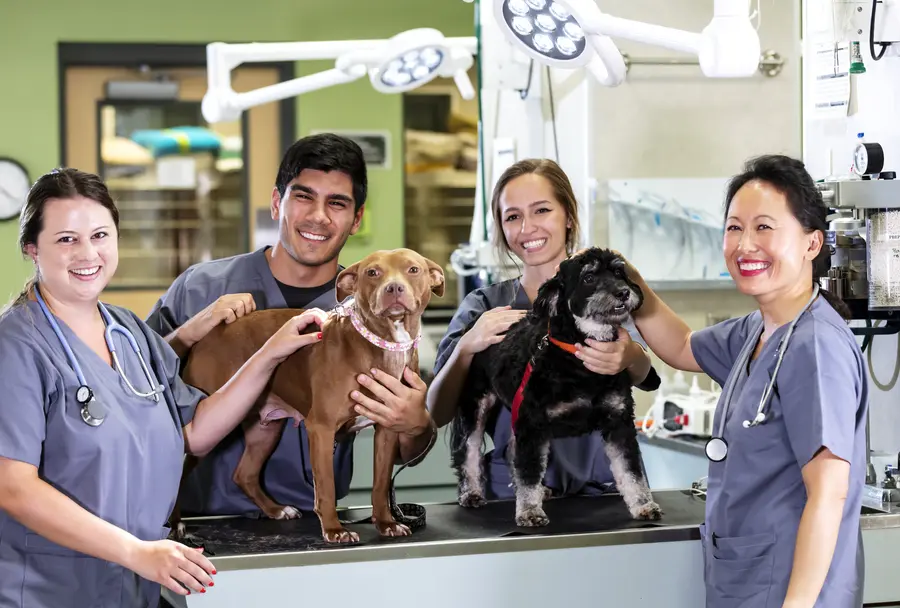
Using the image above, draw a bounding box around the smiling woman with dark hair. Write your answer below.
[623,154,867,607]
[427,158,660,503]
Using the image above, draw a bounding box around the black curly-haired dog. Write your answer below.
[450,248,663,527]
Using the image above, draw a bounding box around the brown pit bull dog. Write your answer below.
[173,248,444,543]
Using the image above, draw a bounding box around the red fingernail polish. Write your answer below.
[212,570,217,575]
[209,582,215,587]
[317,332,323,339]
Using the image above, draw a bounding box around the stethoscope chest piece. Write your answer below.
[705,436,728,462]
[80,398,107,427]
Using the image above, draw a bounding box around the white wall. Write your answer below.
[477,0,804,414]
[587,0,804,411]
[802,0,900,455]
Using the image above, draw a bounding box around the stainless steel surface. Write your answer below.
[182,490,707,572]
[622,49,784,78]
[817,179,900,210]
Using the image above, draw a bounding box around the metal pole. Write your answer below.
[621,49,785,77]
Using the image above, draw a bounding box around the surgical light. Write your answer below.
[487,0,762,87]
[201,28,477,124]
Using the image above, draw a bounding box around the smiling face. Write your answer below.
[271,168,363,268]
[25,195,118,305]
[723,180,822,300]
[498,173,572,267]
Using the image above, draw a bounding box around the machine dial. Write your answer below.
[853,142,885,176]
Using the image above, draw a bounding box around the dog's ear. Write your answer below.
[425,258,445,297]
[531,275,564,319]
[336,263,359,302]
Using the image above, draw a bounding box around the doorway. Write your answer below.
[59,43,296,318]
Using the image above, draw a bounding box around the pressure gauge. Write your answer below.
[0,158,30,221]
[853,142,885,176]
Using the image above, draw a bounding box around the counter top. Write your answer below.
[178,488,900,573]
[181,490,706,572]
[637,431,708,456]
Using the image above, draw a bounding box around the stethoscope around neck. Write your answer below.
[33,285,165,427]
[704,284,819,463]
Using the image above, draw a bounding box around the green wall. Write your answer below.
[0,0,474,300]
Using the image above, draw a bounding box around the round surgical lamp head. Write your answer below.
[369,28,449,94]
[493,0,593,69]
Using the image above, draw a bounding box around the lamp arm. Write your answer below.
[234,66,367,109]
[589,14,704,55]
[203,65,367,123]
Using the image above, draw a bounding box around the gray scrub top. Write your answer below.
[0,300,205,608]
[691,297,867,607]
[145,247,351,516]
[433,278,656,499]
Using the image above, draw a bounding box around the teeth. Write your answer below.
[300,232,327,241]
[71,267,99,276]
[739,262,770,271]
[522,239,546,250]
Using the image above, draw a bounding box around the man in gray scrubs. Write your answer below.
[146,133,435,520]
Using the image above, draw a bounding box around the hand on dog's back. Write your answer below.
[458,306,527,355]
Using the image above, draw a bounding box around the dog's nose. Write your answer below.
[616,289,630,302]
[385,282,405,295]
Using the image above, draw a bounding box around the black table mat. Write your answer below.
[180,490,705,557]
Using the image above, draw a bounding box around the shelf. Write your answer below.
[646,278,736,291]
[406,169,477,189]
[118,219,240,230]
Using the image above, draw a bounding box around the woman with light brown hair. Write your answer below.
[427,158,658,500]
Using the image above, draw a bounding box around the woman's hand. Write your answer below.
[182,293,257,347]
[261,309,329,365]
[351,367,431,436]
[125,539,216,596]
[457,306,526,356]
[575,327,646,375]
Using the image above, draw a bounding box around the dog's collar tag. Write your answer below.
[345,303,421,352]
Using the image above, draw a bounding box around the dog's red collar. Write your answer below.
[510,330,578,431]
[548,335,578,355]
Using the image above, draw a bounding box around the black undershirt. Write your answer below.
[275,277,336,309]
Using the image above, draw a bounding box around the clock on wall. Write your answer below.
[0,158,30,222]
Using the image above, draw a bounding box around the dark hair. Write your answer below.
[10,168,120,307]
[724,154,851,320]
[275,133,368,212]
[490,158,581,263]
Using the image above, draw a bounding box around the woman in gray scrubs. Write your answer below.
[428,158,659,498]
[627,155,867,607]
[0,169,328,608]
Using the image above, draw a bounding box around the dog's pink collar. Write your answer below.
[335,299,421,352]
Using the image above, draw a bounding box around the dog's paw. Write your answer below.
[375,519,412,538]
[458,491,487,508]
[515,507,550,527]
[323,527,360,544]
[632,501,663,521]
[265,504,302,520]
[173,522,187,541]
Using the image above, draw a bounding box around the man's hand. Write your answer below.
[181,293,257,349]
[351,367,431,436]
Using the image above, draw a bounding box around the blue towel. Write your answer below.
[130,126,222,158]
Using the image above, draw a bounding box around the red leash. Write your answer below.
[510,331,578,431]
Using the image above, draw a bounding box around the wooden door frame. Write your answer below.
[57,42,296,166]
